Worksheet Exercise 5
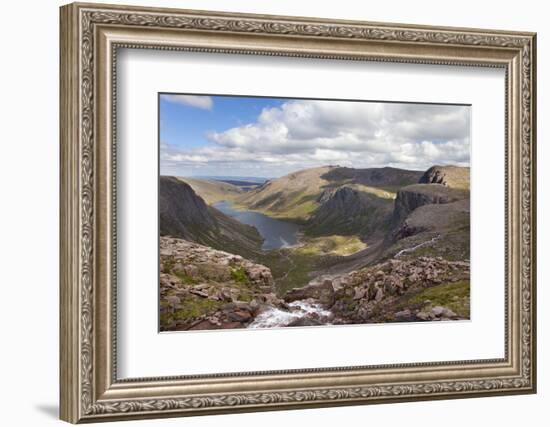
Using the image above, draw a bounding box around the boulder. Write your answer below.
[395,309,413,321]
[284,279,335,307]
[227,310,253,322]
[431,306,457,318]
[189,289,209,298]
[353,287,367,300]
[416,311,434,321]
[374,286,384,302]
[187,319,218,330]
[431,306,446,317]
[246,264,274,288]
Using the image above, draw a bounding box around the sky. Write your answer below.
[159,94,470,178]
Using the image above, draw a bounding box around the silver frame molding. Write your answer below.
[60,2,537,423]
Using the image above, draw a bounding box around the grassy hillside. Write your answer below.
[235,165,421,225]
[176,177,244,204]
[236,166,333,221]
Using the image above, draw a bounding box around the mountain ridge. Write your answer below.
[159,176,264,257]
[159,164,471,331]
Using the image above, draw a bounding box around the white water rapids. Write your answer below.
[247,301,333,329]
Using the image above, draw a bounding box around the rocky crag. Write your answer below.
[306,186,393,239]
[160,236,286,331]
[286,256,470,324]
[419,165,470,190]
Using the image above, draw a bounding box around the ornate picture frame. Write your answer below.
[60,2,536,423]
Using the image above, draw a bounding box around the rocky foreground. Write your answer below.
[287,256,470,324]
[160,236,470,331]
[160,236,286,331]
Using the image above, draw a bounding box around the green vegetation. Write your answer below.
[174,271,197,285]
[234,191,318,222]
[230,266,258,302]
[230,266,250,285]
[274,252,318,295]
[256,247,345,296]
[352,184,396,199]
[409,280,470,318]
[177,177,244,204]
[296,235,366,256]
[235,166,333,221]
[161,257,175,273]
[161,296,223,325]
[276,198,318,220]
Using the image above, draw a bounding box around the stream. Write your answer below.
[213,201,333,328]
[248,300,333,329]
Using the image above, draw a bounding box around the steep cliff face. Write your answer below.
[419,165,470,190]
[306,186,392,238]
[235,165,424,223]
[159,176,216,239]
[391,183,466,226]
[159,176,263,256]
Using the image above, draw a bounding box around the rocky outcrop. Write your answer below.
[419,165,470,190]
[392,184,466,227]
[160,236,284,331]
[291,256,470,324]
[306,186,392,237]
[395,198,470,241]
[284,278,335,307]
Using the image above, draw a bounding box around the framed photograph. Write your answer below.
[60,2,537,423]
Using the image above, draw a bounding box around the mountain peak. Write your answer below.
[419,165,470,190]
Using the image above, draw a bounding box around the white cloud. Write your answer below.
[161,94,213,110]
[161,99,470,177]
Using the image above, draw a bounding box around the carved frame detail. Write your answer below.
[60,2,536,423]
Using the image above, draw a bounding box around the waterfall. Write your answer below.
[248,301,332,329]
